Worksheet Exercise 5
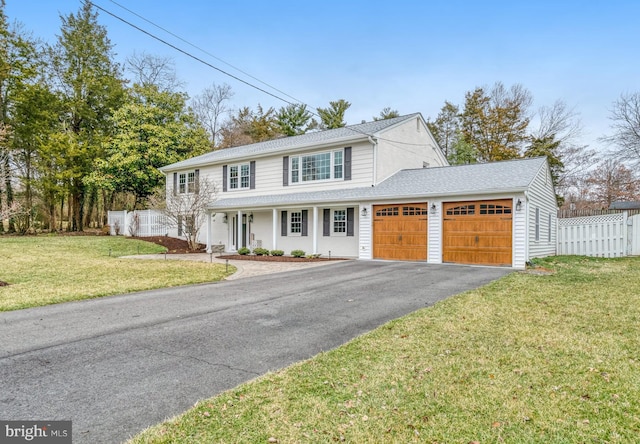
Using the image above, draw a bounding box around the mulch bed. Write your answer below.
[134,236,205,254]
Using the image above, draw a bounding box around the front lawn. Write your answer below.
[129,256,640,443]
[0,235,235,311]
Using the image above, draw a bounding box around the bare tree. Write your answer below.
[126,51,184,91]
[149,176,218,251]
[191,83,234,148]
[531,100,597,196]
[585,159,639,208]
[603,92,640,168]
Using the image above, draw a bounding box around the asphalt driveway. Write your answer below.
[0,261,511,443]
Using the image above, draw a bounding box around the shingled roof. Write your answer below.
[208,157,549,210]
[161,113,422,172]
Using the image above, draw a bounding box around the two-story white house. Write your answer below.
[160,113,557,269]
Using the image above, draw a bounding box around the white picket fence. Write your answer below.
[557,212,640,257]
[107,210,168,237]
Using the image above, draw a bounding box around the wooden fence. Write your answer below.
[107,210,168,237]
[557,211,640,257]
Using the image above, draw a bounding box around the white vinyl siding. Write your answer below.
[527,164,558,259]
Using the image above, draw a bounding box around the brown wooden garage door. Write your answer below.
[373,204,428,261]
[443,199,512,266]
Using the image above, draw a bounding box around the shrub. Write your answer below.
[291,249,306,258]
[270,249,284,256]
[253,247,270,256]
[238,247,250,255]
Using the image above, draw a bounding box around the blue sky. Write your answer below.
[6,0,640,153]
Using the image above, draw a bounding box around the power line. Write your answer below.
[104,0,309,108]
[86,1,434,150]
[87,0,300,108]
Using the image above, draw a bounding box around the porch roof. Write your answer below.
[207,157,547,210]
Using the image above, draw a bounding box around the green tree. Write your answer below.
[460,82,532,162]
[88,84,209,209]
[373,107,400,121]
[219,105,280,148]
[317,99,351,129]
[276,103,315,136]
[427,101,460,160]
[0,3,46,232]
[49,2,125,230]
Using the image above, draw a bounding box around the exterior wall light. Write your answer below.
[248,213,254,223]
[516,199,523,211]
[223,214,228,223]
[361,207,368,217]
[430,203,437,214]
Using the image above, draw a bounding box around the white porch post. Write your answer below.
[272,208,278,250]
[206,211,212,254]
[236,210,243,250]
[312,206,318,254]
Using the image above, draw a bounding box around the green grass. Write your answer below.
[129,256,640,443]
[0,235,235,311]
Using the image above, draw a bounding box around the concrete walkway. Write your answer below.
[123,253,341,280]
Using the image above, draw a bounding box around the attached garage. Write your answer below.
[443,199,513,266]
[373,203,428,261]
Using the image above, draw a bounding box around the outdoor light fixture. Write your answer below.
[248,213,254,223]
[516,199,522,211]
[431,203,436,211]
[223,214,228,223]
[361,207,368,217]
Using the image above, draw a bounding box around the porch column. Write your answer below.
[205,211,212,254]
[312,206,318,254]
[236,210,243,250]
[272,208,278,250]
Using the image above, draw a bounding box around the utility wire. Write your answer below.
[88,0,300,108]
[87,1,435,149]
[105,0,310,109]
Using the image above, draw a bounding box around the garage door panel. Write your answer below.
[373,203,428,261]
[443,199,512,266]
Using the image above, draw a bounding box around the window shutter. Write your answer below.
[301,210,308,236]
[177,215,183,236]
[194,169,200,194]
[347,207,354,236]
[222,165,228,192]
[283,156,289,186]
[323,209,330,236]
[172,172,177,195]
[250,161,256,189]
[344,147,352,181]
[281,211,287,236]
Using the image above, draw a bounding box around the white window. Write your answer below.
[229,163,250,190]
[178,172,195,194]
[333,209,346,233]
[290,211,302,234]
[290,150,344,183]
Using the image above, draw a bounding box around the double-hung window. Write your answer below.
[333,209,346,233]
[290,211,302,234]
[178,171,196,194]
[290,150,344,184]
[229,163,250,190]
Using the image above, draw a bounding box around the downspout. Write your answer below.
[368,136,378,185]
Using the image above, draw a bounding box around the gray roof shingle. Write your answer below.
[161,113,422,171]
[208,157,548,210]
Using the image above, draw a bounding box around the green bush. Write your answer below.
[291,249,306,258]
[253,247,270,256]
[238,247,250,255]
[270,249,284,256]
